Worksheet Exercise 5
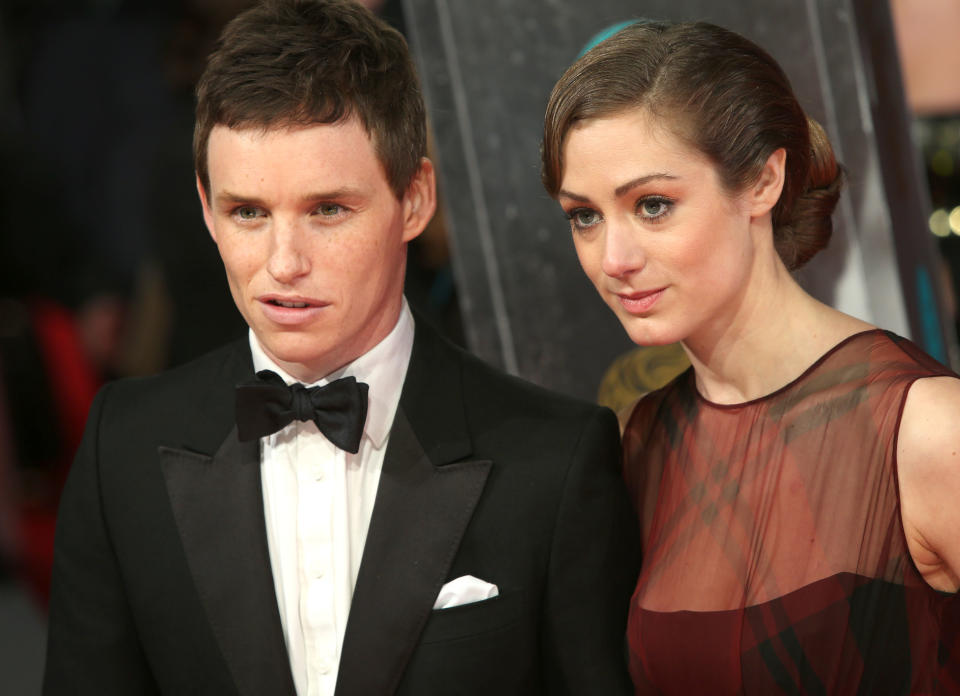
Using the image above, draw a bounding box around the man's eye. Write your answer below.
[236,206,261,220]
[317,204,343,216]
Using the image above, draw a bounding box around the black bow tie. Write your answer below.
[235,370,369,453]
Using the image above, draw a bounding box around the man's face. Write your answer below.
[198,119,435,382]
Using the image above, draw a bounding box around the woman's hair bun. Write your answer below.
[773,117,843,270]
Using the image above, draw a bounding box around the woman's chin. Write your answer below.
[622,323,684,348]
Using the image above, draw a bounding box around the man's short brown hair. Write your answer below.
[194,0,426,199]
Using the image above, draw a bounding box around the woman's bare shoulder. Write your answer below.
[897,375,960,592]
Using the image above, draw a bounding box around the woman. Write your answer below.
[541,21,960,695]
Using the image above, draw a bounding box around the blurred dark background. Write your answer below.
[1,0,959,692]
[0,0,253,621]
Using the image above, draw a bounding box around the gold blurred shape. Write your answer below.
[597,343,690,415]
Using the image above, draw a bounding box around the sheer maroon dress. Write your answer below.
[623,330,960,695]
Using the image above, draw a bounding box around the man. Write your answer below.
[43,1,639,694]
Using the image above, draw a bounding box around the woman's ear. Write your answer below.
[749,147,786,218]
[400,157,437,243]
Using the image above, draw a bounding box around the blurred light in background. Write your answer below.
[950,206,960,235]
[930,209,950,237]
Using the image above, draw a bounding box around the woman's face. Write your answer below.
[557,108,759,348]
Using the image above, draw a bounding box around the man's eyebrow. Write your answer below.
[214,187,368,206]
[297,187,367,201]
[215,191,266,207]
[558,173,678,203]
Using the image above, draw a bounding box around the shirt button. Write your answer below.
[315,469,325,482]
[319,661,331,675]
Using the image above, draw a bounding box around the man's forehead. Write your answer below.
[203,117,393,199]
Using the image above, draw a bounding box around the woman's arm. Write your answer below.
[897,375,960,592]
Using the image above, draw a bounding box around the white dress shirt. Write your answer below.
[251,301,414,696]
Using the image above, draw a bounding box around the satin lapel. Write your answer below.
[335,411,491,696]
[160,430,296,696]
[335,318,491,696]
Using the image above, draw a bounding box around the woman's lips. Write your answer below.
[615,288,665,315]
[258,296,329,325]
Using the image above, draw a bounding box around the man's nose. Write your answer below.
[266,221,311,284]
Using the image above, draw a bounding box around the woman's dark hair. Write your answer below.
[541,21,842,270]
[194,0,426,200]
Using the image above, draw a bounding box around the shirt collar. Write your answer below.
[248,299,415,450]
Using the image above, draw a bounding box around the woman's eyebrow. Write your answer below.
[559,172,678,203]
[614,173,677,197]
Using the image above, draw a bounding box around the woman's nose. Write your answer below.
[600,219,644,278]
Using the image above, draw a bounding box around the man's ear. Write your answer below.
[196,175,218,243]
[400,157,437,243]
[749,147,787,218]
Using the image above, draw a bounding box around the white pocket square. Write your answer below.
[433,574,499,609]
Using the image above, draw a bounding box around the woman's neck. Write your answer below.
[681,252,871,405]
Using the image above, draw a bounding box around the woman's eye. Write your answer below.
[567,208,602,229]
[637,197,672,220]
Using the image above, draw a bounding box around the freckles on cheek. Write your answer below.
[222,252,259,293]
[227,240,260,269]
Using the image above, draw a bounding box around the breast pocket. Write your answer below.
[398,590,536,695]
[418,589,522,645]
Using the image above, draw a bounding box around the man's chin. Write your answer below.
[256,335,335,377]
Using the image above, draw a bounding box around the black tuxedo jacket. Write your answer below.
[44,318,640,695]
